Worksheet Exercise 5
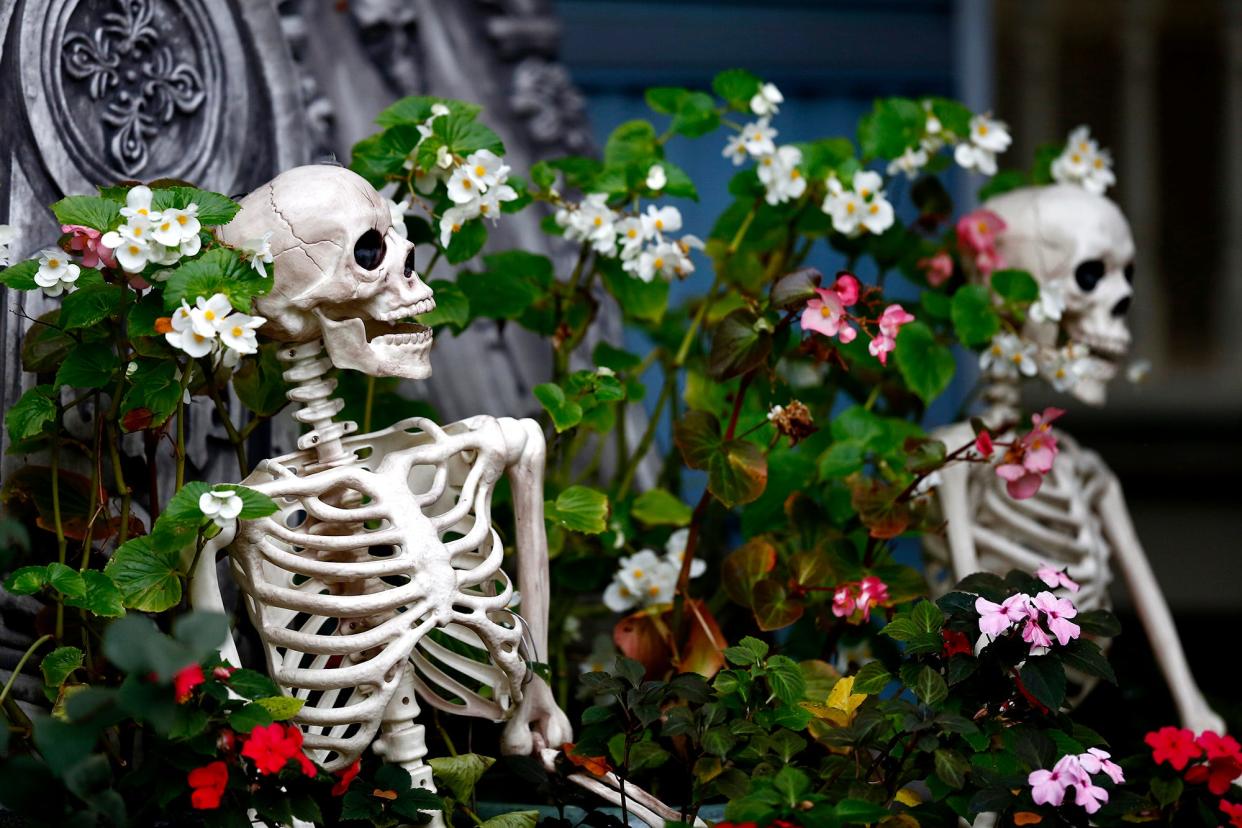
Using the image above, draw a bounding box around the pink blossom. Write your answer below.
[1079,748,1125,785]
[801,288,857,343]
[996,463,1043,500]
[918,251,954,287]
[61,224,117,269]
[1033,591,1080,646]
[956,209,1007,277]
[831,586,855,618]
[868,333,896,364]
[832,272,861,306]
[1021,618,1052,649]
[832,577,890,622]
[868,304,915,365]
[975,593,1033,637]
[1074,780,1110,814]
[1036,565,1080,593]
[975,430,994,458]
[1029,766,1072,807]
[996,408,1066,499]
[1031,753,1116,814]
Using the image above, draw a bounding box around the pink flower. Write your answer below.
[956,210,1007,277]
[996,408,1067,499]
[1036,565,1080,593]
[801,288,857,343]
[1021,618,1052,649]
[832,577,890,622]
[1074,780,1110,814]
[61,224,117,269]
[831,586,856,618]
[996,464,1043,500]
[1079,748,1125,785]
[918,251,954,287]
[868,304,915,366]
[975,593,1033,637]
[975,430,994,458]
[1033,591,1080,646]
[832,272,860,306]
[1029,762,1075,807]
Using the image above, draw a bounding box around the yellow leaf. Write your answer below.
[826,675,868,720]
[894,787,923,807]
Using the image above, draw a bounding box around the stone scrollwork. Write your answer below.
[510,56,591,152]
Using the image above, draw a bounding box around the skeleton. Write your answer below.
[924,184,1223,734]
[188,165,695,827]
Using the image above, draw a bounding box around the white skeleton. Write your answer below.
[187,165,694,827]
[924,184,1223,734]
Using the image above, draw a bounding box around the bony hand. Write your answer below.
[500,675,573,756]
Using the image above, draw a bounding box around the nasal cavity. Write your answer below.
[1111,297,1131,317]
[404,249,417,279]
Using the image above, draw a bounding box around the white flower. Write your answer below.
[388,199,409,239]
[640,204,682,240]
[190,294,234,337]
[953,114,1011,176]
[439,202,480,249]
[119,185,161,222]
[165,320,215,358]
[750,82,784,117]
[463,148,509,192]
[199,488,243,529]
[153,205,200,246]
[822,170,893,236]
[238,231,273,276]
[616,217,645,260]
[218,312,266,355]
[980,332,1037,378]
[1041,343,1089,392]
[887,145,929,179]
[34,248,81,297]
[1126,358,1152,384]
[740,118,777,157]
[126,361,138,377]
[646,163,667,191]
[559,193,618,255]
[921,100,945,152]
[1051,125,1115,195]
[624,241,675,282]
[0,224,16,267]
[664,528,706,579]
[757,145,806,205]
[1029,279,1067,323]
[100,223,152,273]
[477,184,517,223]
[722,133,750,165]
[579,634,618,675]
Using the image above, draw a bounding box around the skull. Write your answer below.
[218,165,435,380]
[982,184,1135,405]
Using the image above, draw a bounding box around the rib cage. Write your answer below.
[229,415,531,770]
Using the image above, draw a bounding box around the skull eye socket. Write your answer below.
[404,248,417,278]
[1074,259,1106,292]
[353,229,386,271]
[1124,262,1135,283]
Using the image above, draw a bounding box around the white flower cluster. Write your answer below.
[722,84,808,207]
[34,247,81,297]
[0,224,15,267]
[199,487,243,529]
[886,101,943,179]
[555,189,704,283]
[101,186,202,273]
[164,293,265,368]
[603,528,706,613]
[953,113,1012,176]
[980,331,1092,393]
[1051,126,1115,195]
[821,170,895,237]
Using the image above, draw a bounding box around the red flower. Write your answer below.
[174,664,205,704]
[241,723,312,776]
[1145,726,1202,771]
[942,629,972,657]
[332,759,361,796]
[1185,733,1242,795]
[975,430,994,458]
[187,761,229,810]
[1221,799,1242,828]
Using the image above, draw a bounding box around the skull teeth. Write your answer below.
[372,329,433,347]
[377,298,436,321]
[1068,326,1129,357]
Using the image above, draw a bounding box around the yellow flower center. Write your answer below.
[480,204,490,215]
[137,208,149,216]
[991,345,1003,355]
[655,219,664,230]
[869,203,880,214]
[820,306,833,318]
[205,310,216,321]
[177,215,188,225]
[1011,353,1023,364]
[1071,154,1081,164]
[231,326,243,337]
[647,585,661,596]
[593,216,603,227]
[128,245,140,255]
[48,258,60,268]
[791,169,802,180]
[627,229,637,239]
[462,179,473,190]
[978,124,989,135]
[860,188,871,198]
[652,258,664,269]
[1093,158,1104,168]
[451,223,462,233]
[977,221,988,234]
[762,157,773,166]
[474,165,486,177]
[132,227,143,237]
[846,203,856,214]
[632,568,643,579]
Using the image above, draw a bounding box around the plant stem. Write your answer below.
[614,367,674,501]
[175,365,191,490]
[199,359,248,477]
[673,276,721,368]
[51,407,66,640]
[363,376,376,433]
[0,635,53,707]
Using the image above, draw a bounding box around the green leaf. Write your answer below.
[645,86,690,114]
[458,269,538,320]
[836,799,892,824]
[858,97,925,160]
[63,570,126,618]
[671,91,720,138]
[752,579,804,630]
[708,308,772,380]
[233,343,292,417]
[712,69,762,110]
[546,486,609,534]
[604,120,658,169]
[208,484,280,520]
[533,383,583,433]
[227,668,281,700]
[913,665,949,706]
[1019,656,1067,711]
[41,646,84,689]
[228,702,275,733]
[592,342,642,373]
[601,264,669,323]
[55,345,120,390]
[59,281,120,330]
[22,311,76,372]
[950,284,1000,347]
[46,562,86,599]
[674,411,767,507]
[0,259,40,290]
[429,753,495,803]
[721,539,776,608]
[630,488,692,526]
[990,269,1039,303]
[432,112,505,157]
[765,655,806,705]
[148,187,240,226]
[444,219,488,264]
[819,441,865,479]
[417,280,470,330]
[251,696,304,721]
[1150,776,1183,808]
[1059,638,1117,684]
[149,481,212,550]
[723,635,769,666]
[6,385,57,443]
[480,812,539,828]
[104,535,183,612]
[350,124,424,187]
[934,748,971,790]
[911,599,944,634]
[773,765,810,805]
[119,360,182,431]
[4,565,48,595]
[50,196,122,231]
[173,612,230,659]
[853,661,893,695]
[894,321,956,405]
[163,248,268,312]
[1075,609,1122,637]
[375,96,481,128]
